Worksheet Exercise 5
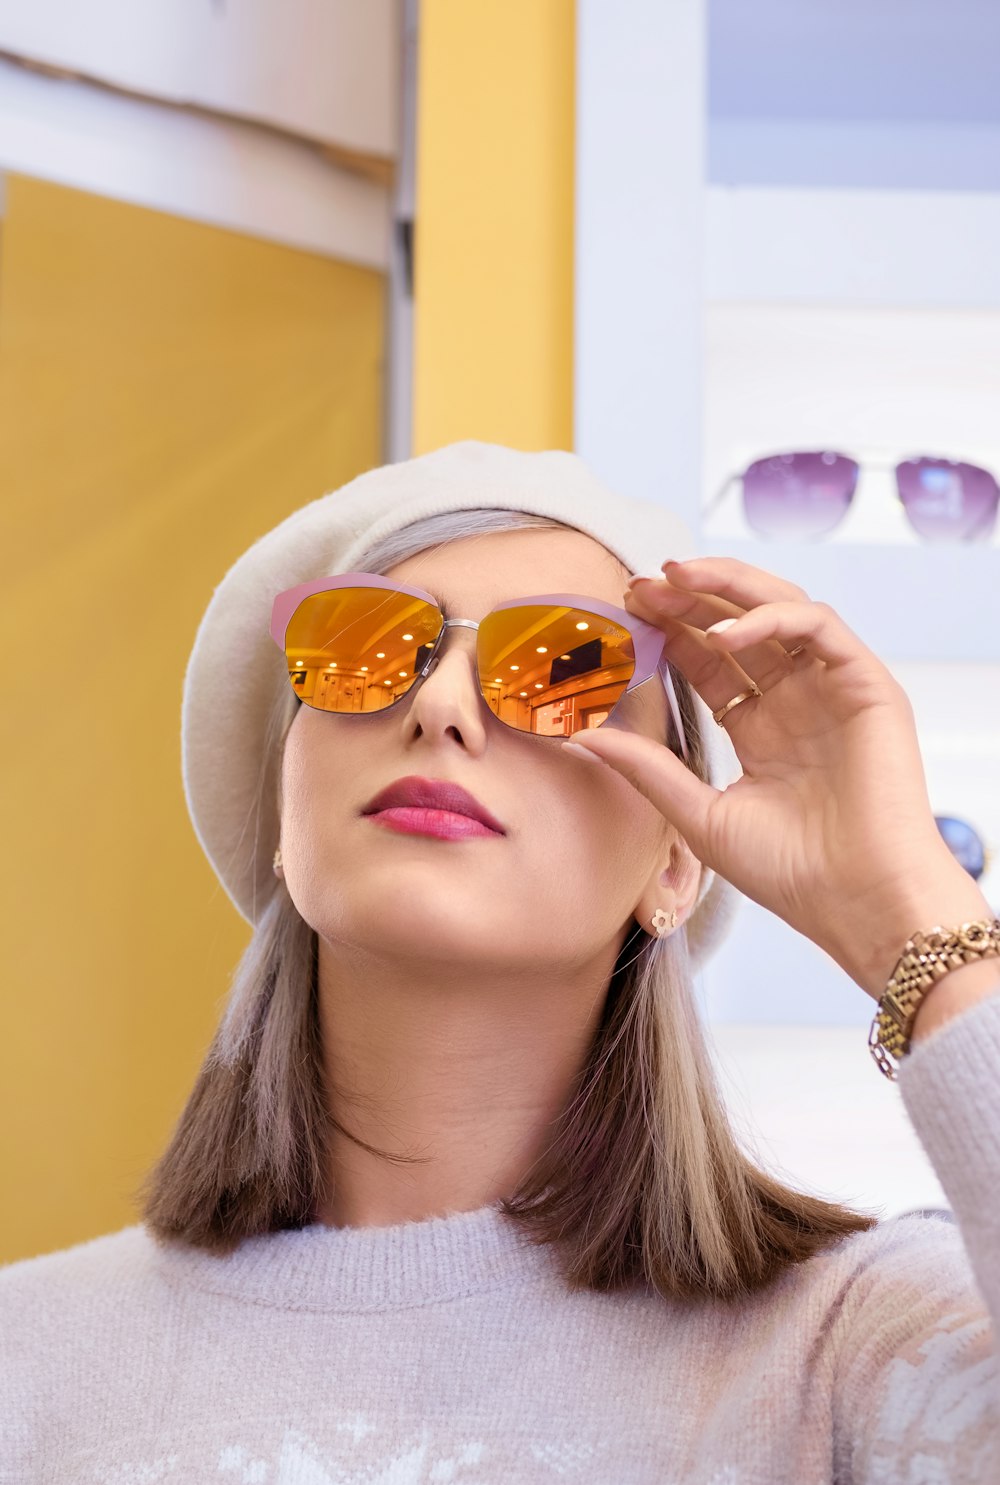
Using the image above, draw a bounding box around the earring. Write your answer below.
[650,907,677,937]
[272,847,283,874]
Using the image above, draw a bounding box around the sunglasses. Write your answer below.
[934,815,995,883]
[709,451,999,542]
[270,572,689,759]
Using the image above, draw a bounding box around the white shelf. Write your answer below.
[699,301,1000,660]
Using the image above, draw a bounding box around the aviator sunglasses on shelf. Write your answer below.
[708,451,1000,542]
[270,572,690,759]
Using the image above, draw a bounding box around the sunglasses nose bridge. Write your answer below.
[418,615,481,678]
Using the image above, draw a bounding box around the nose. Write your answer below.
[404,618,492,744]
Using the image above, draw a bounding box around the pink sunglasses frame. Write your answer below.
[270,572,689,761]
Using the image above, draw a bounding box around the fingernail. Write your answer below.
[705,617,738,635]
[564,742,607,764]
[626,573,666,587]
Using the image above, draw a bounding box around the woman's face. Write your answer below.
[278,527,699,975]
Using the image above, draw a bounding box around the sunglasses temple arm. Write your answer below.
[704,472,738,516]
[659,664,690,764]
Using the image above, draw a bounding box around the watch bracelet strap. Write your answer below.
[868,918,1000,1081]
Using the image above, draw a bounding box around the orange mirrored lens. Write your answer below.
[283,591,636,734]
[477,605,635,735]
[284,588,442,713]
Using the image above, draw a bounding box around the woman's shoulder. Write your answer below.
[828,1208,963,1279]
[0,1223,155,1314]
[763,1207,973,1335]
[799,1208,963,1288]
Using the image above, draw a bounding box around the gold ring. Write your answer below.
[712,682,763,726]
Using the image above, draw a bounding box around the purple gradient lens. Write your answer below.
[895,458,999,542]
[741,451,857,540]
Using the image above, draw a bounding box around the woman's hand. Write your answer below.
[565,556,990,998]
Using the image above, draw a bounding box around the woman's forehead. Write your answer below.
[385,528,629,617]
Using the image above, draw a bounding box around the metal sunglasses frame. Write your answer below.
[707,450,1000,540]
[270,572,690,761]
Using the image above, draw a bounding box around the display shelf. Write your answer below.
[692,1,1000,1033]
[685,541,1000,663]
[699,298,1000,660]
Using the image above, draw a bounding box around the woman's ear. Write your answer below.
[633,837,702,937]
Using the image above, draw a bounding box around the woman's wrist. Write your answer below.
[908,956,1000,1045]
[839,872,995,1002]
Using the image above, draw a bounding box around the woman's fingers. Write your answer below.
[702,598,865,671]
[625,579,799,693]
[565,727,722,856]
[654,615,769,716]
[657,555,811,608]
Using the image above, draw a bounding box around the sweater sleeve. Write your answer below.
[831,988,1000,1485]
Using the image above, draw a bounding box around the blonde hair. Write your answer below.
[134,507,875,1300]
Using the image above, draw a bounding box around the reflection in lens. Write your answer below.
[477,604,635,736]
[284,588,442,714]
[283,592,637,736]
[742,451,857,540]
[896,459,999,542]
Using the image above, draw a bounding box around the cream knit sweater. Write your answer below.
[3,994,999,1484]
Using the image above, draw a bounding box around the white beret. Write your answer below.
[181,440,743,969]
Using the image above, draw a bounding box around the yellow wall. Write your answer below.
[2,1,575,1262]
[413,0,575,453]
[0,176,384,1262]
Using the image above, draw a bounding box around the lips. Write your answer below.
[360,776,506,834]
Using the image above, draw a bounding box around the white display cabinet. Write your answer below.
[576,1,999,1211]
[699,0,1000,1019]
[700,299,1000,661]
[702,3,1000,661]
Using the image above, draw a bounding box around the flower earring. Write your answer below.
[650,907,678,937]
[273,847,283,874]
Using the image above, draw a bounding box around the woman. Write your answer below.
[3,440,998,1482]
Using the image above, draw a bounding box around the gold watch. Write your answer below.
[868,918,1000,1080]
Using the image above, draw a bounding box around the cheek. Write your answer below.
[279,722,358,858]
[538,773,666,896]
